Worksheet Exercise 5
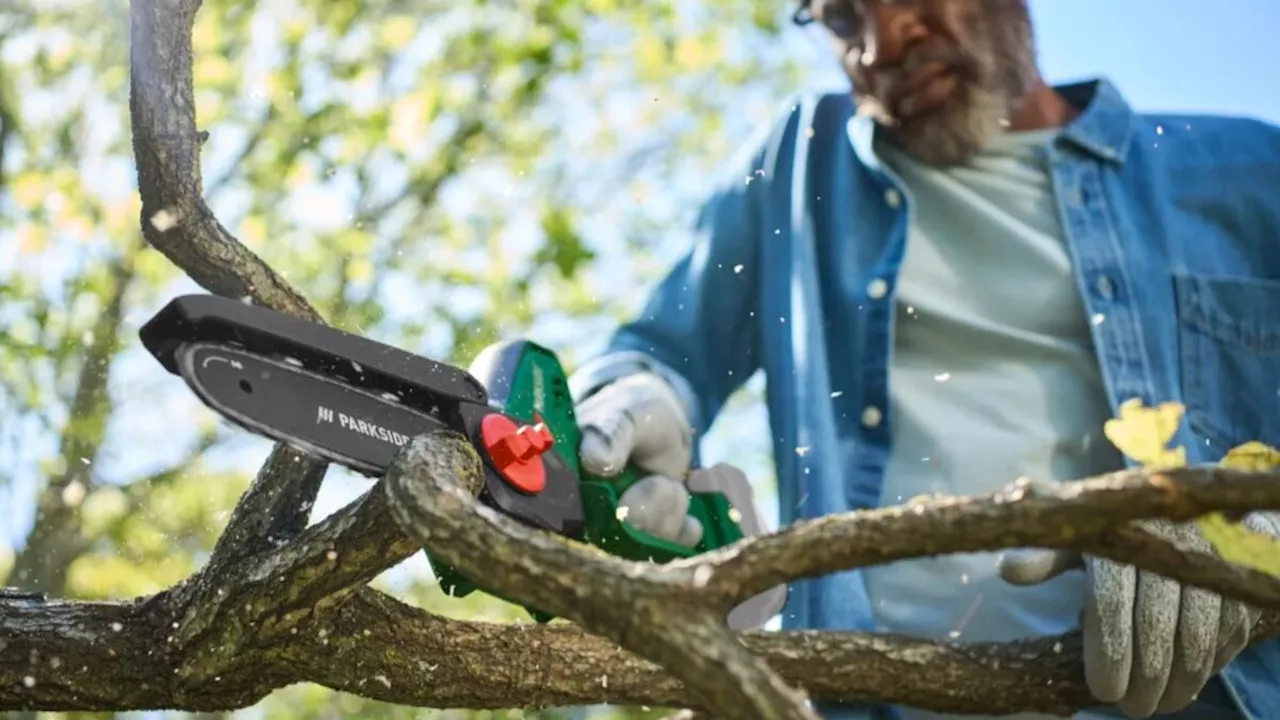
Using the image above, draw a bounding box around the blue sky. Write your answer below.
[1029,0,1280,123]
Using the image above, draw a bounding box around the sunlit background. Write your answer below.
[1,0,1277,718]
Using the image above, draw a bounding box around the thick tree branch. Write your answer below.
[0,595,173,709]
[128,0,318,321]
[3,587,1278,716]
[11,440,1277,716]
[375,433,1280,718]
[15,422,1274,717]
[128,0,329,557]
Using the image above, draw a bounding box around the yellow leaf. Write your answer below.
[104,194,142,235]
[192,15,222,54]
[65,215,94,243]
[1198,513,1280,579]
[635,33,667,79]
[387,92,430,153]
[1102,398,1187,469]
[338,133,368,163]
[1102,401,1280,579]
[195,89,224,124]
[674,34,721,69]
[262,70,287,99]
[1197,440,1280,579]
[285,161,314,189]
[1219,441,1280,472]
[281,16,308,44]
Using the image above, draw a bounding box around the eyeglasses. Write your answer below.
[792,3,817,26]
[791,1,864,42]
[792,0,911,42]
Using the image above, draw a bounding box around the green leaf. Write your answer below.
[535,204,594,278]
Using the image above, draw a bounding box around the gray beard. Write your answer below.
[860,82,1011,167]
[856,2,1040,167]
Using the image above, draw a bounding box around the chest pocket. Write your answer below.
[1174,274,1280,453]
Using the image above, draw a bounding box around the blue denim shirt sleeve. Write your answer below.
[568,124,776,436]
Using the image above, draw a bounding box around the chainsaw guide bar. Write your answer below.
[174,340,449,476]
[140,294,586,539]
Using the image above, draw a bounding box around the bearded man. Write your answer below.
[567,1,1280,718]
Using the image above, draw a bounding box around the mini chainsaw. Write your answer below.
[139,294,786,629]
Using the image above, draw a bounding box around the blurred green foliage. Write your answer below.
[0,0,804,717]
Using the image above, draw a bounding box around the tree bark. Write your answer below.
[4,432,1280,717]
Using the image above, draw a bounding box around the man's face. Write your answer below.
[809,0,1040,166]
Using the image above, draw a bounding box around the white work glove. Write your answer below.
[577,373,788,630]
[576,371,703,548]
[998,512,1280,717]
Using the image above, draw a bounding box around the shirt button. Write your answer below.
[884,188,902,209]
[1095,275,1116,300]
[861,405,883,428]
[866,278,888,300]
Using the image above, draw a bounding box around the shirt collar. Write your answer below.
[1056,78,1137,164]
[846,77,1137,170]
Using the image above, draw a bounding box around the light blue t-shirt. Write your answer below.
[864,129,1125,720]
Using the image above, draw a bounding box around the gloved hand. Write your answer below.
[575,371,703,548]
[998,512,1280,717]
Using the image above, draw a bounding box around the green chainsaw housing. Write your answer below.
[424,339,746,622]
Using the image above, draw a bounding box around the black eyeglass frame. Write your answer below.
[792,3,816,26]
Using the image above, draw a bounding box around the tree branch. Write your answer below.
[128,0,319,321]
[15,393,1276,718]
[198,446,328,571]
[4,435,1280,714]
[0,595,173,710]
[165,470,427,678]
[3,587,1278,716]
[128,0,329,558]
[699,470,1280,612]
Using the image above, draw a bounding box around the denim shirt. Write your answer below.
[569,79,1280,719]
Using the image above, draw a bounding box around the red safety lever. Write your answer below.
[480,413,555,493]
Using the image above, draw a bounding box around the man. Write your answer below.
[567,1,1280,718]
